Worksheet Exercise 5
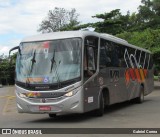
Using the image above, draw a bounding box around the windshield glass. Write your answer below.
[16,38,81,85]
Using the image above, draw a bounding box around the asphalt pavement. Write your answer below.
[0,82,160,136]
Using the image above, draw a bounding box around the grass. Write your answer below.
[154,76,159,81]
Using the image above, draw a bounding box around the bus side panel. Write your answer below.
[96,68,128,106]
[83,75,100,112]
[144,69,154,95]
[106,68,128,105]
[124,68,141,100]
[82,68,153,113]
[124,67,154,99]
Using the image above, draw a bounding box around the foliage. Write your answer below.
[0,54,16,85]
[73,0,160,72]
[137,0,160,30]
[36,1,160,74]
[77,9,131,35]
[154,76,159,81]
[38,7,80,33]
[91,9,124,34]
[75,0,160,34]
[117,28,160,72]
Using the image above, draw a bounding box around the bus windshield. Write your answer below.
[16,38,82,85]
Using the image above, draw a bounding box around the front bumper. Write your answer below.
[16,86,84,114]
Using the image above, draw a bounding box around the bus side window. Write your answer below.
[139,51,145,68]
[100,39,111,69]
[87,46,96,71]
[111,43,119,67]
[117,45,126,68]
[84,36,98,79]
[149,54,153,69]
[144,53,149,69]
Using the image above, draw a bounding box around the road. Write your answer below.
[0,82,160,136]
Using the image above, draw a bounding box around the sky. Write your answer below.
[0,0,142,55]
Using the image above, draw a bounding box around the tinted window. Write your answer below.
[124,47,132,68]
[135,50,141,67]
[144,53,149,69]
[139,51,145,68]
[116,45,126,67]
[110,42,119,67]
[100,39,128,68]
[100,39,119,68]
[149,54,153,69]
[84,36,98,79]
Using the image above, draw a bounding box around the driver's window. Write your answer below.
[84,36,98,80]
[87,47,95,70]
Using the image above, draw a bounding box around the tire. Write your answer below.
[135,86,144,104]
[94,92,105,117]
[49,114,57,118]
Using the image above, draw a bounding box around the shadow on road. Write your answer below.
[26,99,152,124]
[154,86,160,90]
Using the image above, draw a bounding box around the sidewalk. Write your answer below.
[154,81,160,87]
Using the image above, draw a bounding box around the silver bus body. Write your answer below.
[14,31,154,115]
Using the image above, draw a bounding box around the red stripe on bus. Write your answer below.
[129,68,136,81]
[125,69,130,86]
[143,69,148,78]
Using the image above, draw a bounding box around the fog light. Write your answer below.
[18,93,27,98]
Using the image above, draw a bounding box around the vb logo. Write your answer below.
[110,70,119,82]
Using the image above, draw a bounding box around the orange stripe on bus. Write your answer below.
[25,77,43,82]
[135,69,141,83]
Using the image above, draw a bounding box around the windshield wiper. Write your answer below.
[30,50,36,74]
[50,50,61,88]
[50,49,55,73]
[18,47,22,56]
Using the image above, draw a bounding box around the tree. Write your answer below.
[0,54,16,85]
[38,7,80,33]
[75,0,160,34]
[91,9,124,35]
[75,9,139,34]
[136,0,160,30]
[117,28,160,71]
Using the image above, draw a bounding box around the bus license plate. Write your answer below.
[39,106,51,111]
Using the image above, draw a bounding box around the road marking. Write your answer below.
[2,97,10,115]
[0,87,16,115]
[0,95,15,99]
[2,95,17,115]
[8,96,16,99]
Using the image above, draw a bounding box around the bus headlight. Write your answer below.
[64,91,73,97]
[64,89,78,97]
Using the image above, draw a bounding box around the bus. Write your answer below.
[9,31,154,117]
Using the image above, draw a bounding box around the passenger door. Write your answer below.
[83,36,99,112]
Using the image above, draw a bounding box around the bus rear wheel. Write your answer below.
[49,114,57,118]
[94,92,105,117]
[135,86,144,103]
